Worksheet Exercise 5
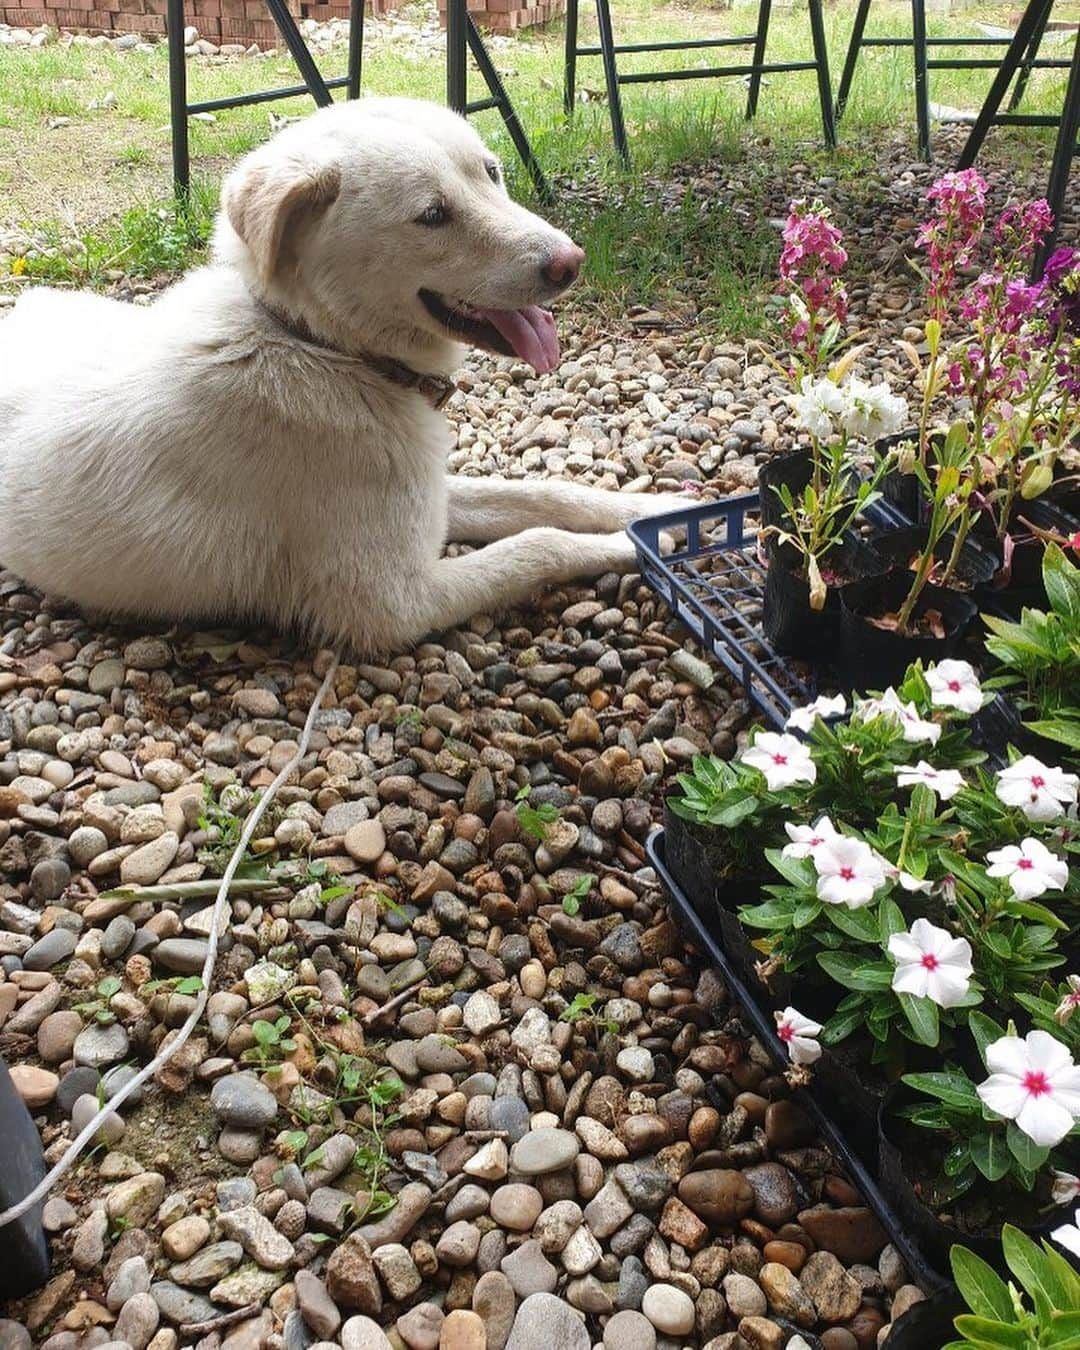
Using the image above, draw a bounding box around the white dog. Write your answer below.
[0,97,684,656]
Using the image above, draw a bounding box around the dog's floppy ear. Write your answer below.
[223,155,341,285]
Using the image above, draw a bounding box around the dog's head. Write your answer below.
[214,97,583,375]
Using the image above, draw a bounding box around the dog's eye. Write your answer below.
[485,162,501,184]
[416,203,449,227]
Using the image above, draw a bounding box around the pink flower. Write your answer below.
[774,1006,823,1066]
[888,918,973,1008]
[996,756,1080,822]
[741,732,817,792]
[986,837,1069,900]
[977,1030,1080,1148]
[782,815,841,860]
[813,836,888,908]
[1056,976,1080,1026]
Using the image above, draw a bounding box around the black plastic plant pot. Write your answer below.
[839,572,977,690]
[0,1054,50,1297]
[878,1088,1062,1276]
[876,428,926,524]
[758,449,860,532]
[762,533,882,660]
[812,1042,889,1158]
[884,1287,967,1349]
[998,498,1080,601]
[869,525,997,593]
[660,806,790,1006]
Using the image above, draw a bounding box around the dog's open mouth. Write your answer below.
[419,290,560,375]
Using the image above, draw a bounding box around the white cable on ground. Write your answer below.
[0,652,341,1229]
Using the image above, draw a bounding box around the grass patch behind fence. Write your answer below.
[1,0,1075,335]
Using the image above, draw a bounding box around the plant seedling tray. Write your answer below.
[647,828,950,1294]
[628,491,909,730]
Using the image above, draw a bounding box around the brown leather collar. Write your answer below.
[255,300,456,410]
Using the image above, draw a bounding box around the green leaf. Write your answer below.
[879,897,907,944]
[1005,1121,1050,1172]
[175,976,204,995]
[897,991,941,1047]
[1001,1225,1060,1306]
[969,1132,1010,1182]
[952,1315,1028,1348]
[950,1245,1014,1322]
[825,904,881,944]
[1043,542,1080,623]
[969,1011,1006,1070]
[1024,718,1080,751]
[764,848,816,889]
[97,976,122,998]
[820,1005,866,1045]
[817,951,893,991]
[902,1071,979,1109]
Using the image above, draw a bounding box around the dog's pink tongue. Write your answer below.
[477,305,560,374]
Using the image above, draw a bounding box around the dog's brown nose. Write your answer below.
[542,243,585,288]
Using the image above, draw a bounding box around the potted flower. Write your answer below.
[892,174,1080,603]
[759,201,908,656]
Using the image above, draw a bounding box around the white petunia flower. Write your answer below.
[791,375,846,440]
[1052,1207,1080,1259]
[925,659,983,715]
[894,761,966,801]
[1052,1170,1080,1205]
[786,693,847,733]
[855,688,942,745]
[996,756,1080,823]
[1056,976,1080,1026]
[840,376,909,441]
[976,1030,1080,1148]
[888,917,973,1008]
[782,815,841,860]
[813,836,888,908]
[774,1006,823,1066]
[740,732,817,792]
[986,837,1069,901]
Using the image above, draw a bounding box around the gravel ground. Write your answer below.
[0,134,1075,1350]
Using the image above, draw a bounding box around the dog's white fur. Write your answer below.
[0,97,683,655]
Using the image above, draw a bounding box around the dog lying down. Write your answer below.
[0,97,687,657]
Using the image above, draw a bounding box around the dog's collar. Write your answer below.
[255,300,456,410]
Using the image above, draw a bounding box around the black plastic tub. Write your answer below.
[840,572,978,689]
[647,828,948,1292]
[989,498,1080,612]
[758,449,861,532]
[869,525,997,592]
[763,532,883,660]
[876,429,926,523]
[0,1054,50,1297]
[877,1088,1066,1275]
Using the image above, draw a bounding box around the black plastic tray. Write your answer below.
[628,491,908,729]
[647,828,948,1294]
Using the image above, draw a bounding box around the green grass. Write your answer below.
[1,0,1075,335]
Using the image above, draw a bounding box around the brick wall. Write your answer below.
[1,0,409,46]
[434,0,565,33]
[2,0,564,40]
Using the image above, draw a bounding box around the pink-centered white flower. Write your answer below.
[774,1006,822,1066]
[976,1030,1080,1148]
[855,688,941,745]
[1052,1207,1080,1260]
[894,761,966,801]
[786,694,847,733]
[813,836,888,908]
[1056,976,1080,1026]
[782,815,841,860]
[887,918,973,1008]
[740,732,817,791]
[986,837,1069,901]
[1052,1170,1080,1205]
[996,756,1080,823]
[925,659,983,715]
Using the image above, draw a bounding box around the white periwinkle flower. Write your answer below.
[976,1029,1080,1148]
[894,761,966,801]
[782,815,841,860]
[791,375,846,440]
[840,376,909,441]
[774,1006,823,1066]
[1052,1207,1080,1259]
[986,837,1069,901]
[856,688,941,745]
[1057,976,1080,1027]
[740,732,817,792]
[996,756,1080,823]
[813,836,888,908]
[925,659,983,715]
[786,693,847,733]
[888,917,973,1008]
[1052,1170,1080,1205]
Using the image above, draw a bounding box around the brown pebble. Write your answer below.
[762,1240,807,1272]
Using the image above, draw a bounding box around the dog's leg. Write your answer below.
[445,475,689,543]
[385,526,638,645]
